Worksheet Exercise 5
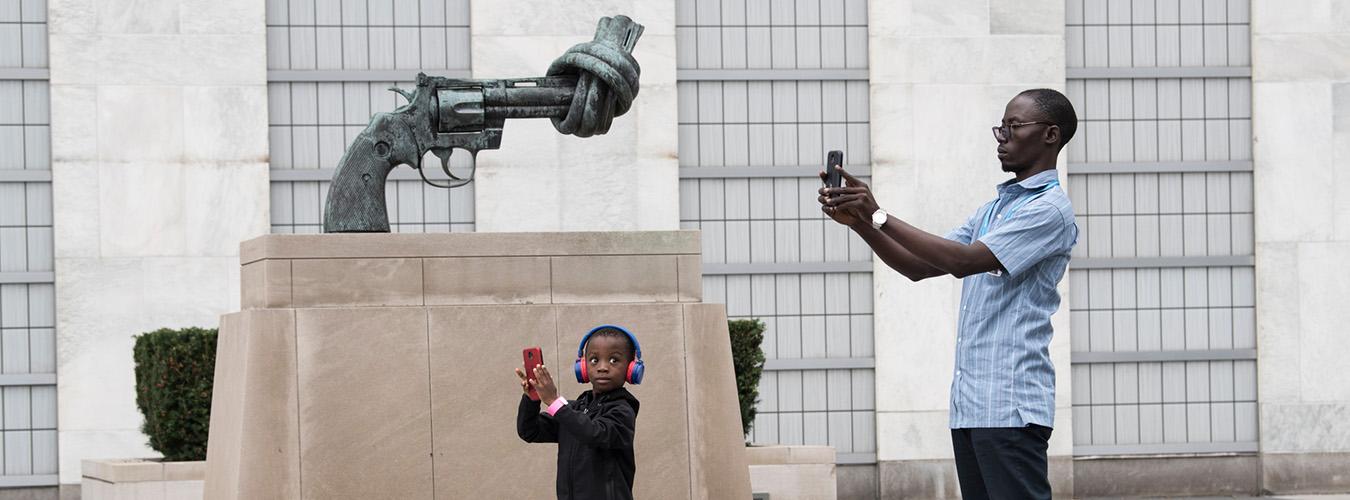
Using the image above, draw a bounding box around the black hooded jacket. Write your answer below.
[517,388,641,500]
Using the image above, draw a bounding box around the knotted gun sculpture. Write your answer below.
[323,15,643,233]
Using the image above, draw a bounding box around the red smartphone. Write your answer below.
[522,347,544,401]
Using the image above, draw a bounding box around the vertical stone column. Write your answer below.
[469,2,678,232]
[867,1,1071,496]
[1251,1,1350,493]
[47,0,269,484]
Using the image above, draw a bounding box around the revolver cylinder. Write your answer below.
[434,76,578,134]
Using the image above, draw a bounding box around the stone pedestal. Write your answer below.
[747,445,838,500]
[203,231,750,499]
[82,459,205,500]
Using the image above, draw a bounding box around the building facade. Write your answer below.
[0,0,1345,497]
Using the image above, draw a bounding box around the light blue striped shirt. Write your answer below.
[943,169,1078,429]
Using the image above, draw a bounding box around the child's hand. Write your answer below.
[515,367,534,397]
[532,365,560,405]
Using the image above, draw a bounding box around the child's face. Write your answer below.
[584,336,632,394]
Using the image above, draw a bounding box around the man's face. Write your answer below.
[584,335,631,394]
[996,95,1055,173]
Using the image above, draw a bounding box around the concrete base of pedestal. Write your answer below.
[203,231,751,500]
[82,459,204,500]
[747,446,838,500]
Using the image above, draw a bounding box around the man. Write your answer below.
[818,89,1078,499]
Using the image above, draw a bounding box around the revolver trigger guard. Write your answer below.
[414,147,476,189]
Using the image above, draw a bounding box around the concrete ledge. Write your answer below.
[746,445,837,465]
[878,456,1073,499]
[748,445,837,500]
[1263,452,1350,494]
[240,231,701,264]
[82,458,204,483]
[878,458,962,499]
[163,461,206,482]
[82,459,206,500]
[865,452,1350,496]
[1073,454,1259,497]
[1051,456,1073,497]
[836,464,878,500]
[82,459,166,483]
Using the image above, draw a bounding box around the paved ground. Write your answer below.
[9,486,1347,499]
[1084,496,1350,500]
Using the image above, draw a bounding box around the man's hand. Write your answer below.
[532,365,560,406]
[819,167,881,227]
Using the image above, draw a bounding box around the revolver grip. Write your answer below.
[323,114,419,232]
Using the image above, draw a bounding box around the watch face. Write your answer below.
[873,210,886,225]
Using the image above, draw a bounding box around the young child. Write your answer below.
[516,325,644,500]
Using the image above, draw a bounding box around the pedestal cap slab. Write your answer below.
[240,231,699,264]
[239,231,702,308]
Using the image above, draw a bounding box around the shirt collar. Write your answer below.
[997,168,1060,194]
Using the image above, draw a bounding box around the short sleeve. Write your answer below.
[944,202,988,245]
[976,201,1072,278]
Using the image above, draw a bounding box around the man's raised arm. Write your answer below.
[817,168,1003,279]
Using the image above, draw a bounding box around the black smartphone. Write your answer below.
[825,150,844,196]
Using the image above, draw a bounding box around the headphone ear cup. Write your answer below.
[628,359,644,385]
[574,358,588,383]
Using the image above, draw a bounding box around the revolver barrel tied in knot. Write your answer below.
[322,15,644,233]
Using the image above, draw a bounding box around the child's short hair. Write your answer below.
[586,327,637,358]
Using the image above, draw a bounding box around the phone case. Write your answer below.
[826,150,844,194]
[523,347,543,401]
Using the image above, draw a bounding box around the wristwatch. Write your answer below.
[870,208,888,230]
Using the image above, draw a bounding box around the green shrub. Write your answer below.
[133,327,218,462]
[728,319,766,438]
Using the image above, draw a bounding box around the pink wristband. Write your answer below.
[546,397,568,416]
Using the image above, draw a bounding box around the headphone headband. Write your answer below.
[576,324,643,359]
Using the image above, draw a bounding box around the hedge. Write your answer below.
[728,319,766,438]
[133,327,217,462]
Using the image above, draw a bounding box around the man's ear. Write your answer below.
[1043,124,1061,147]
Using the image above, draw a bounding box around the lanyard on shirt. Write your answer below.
[976,180,1059,239]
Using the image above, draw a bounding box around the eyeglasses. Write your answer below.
[992,121,1054,143]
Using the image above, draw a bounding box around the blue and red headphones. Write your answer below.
[573,325,645,385]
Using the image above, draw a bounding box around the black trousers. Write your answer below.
[951,425,1052,500]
